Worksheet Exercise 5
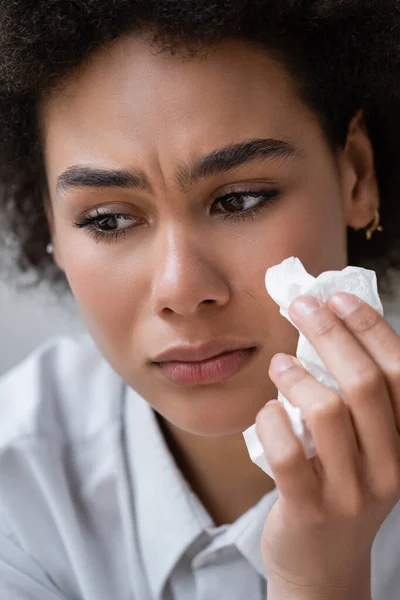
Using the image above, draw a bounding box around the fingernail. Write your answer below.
[266,399,280,407]
[290,295,322,317]
[271,353,295,373]
[260,399,280,415]
[329,293,360,317]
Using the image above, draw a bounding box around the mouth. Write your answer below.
[152,342,259,387]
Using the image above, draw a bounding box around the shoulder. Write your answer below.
[0,333,125,450]
[0,335,130,598]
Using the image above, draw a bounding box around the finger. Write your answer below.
[289,296,398,472]
[269,354,361,498]
[256,399,320,509]
[329,292,400,428]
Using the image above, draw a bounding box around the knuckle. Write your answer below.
[346,367,384,398]
[279,365,306,388]
[312,507,329,526]
[330,478,366,517]
[349,306,380,334]
[270,445,305,475]
[341,490,366,517]
[313,314,338,338]
[307,393,344,426]
[387,354,400,381]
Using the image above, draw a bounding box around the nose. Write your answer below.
[149,227,231,317]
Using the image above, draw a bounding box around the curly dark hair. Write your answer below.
[0,0,399,293]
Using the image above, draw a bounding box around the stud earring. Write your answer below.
[46,242,54,255]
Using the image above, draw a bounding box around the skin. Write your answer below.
[258,296,400,599]
[39,34,400,598]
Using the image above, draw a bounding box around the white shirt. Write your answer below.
[0,334,399,600]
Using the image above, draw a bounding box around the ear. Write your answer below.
[340,109,380,230]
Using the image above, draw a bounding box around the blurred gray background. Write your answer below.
[0,278,85,375]
[0,270,399,377]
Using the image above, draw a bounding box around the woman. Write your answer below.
[0,1,399,598]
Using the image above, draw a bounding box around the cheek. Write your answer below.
[272,188,347,276]
[59,236,148,352]
[234,194,346,295]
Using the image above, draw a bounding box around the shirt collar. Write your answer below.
[123,386,204,599]
[188,484,278,579]
[123,385,279,597]
[234,489,279,578]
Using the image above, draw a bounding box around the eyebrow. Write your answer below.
[176,138,303,189]
[55,138,302,196]
[56,166,150,196]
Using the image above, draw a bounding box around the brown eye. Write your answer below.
[212,190,280,215]
[96,214,135,231]
[219,195,247,212]
[73,209,145,244]
[97,215,119,231]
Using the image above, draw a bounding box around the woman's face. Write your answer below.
[41,35,364,435]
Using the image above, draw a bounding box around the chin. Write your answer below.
[154,386,271,437]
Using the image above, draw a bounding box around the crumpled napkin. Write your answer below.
[243,257,384,479]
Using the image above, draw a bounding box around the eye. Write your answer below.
[73,208,145,244]
[211,189,281,219]
[92,213,134,232]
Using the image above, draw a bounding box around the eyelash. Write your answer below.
[72,189,281,244]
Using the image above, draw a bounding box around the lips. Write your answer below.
[152,341,258,386]
[153,339,256,363]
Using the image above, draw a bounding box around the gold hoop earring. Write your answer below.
[365,210,383,241]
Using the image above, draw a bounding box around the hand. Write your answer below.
[257,293,400,600]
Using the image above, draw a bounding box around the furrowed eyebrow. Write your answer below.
[176,138,303,190]
[56,138,302,197]
[56,166,150,196]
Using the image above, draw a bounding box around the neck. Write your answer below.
[157,414,276,526]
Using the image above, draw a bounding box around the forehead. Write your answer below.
[40,35,318,180]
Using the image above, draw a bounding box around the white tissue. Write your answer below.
[243,257,384,479]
